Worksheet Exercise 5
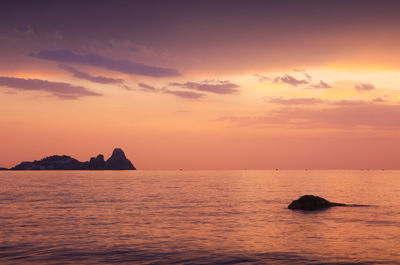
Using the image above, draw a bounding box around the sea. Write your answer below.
[0,170,399,264]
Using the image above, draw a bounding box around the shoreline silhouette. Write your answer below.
[8,148,135,170]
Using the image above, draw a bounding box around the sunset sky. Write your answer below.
[1,0,400,169]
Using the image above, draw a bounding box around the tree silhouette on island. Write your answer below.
[10,148,136,170]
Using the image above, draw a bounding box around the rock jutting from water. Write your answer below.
[288,195,347,211]
[11,148,136,170]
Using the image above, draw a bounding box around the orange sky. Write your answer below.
[1,1,400,169]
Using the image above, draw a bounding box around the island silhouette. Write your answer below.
[9,148,136,170]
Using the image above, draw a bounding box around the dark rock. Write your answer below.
[12,155,87,170]
[11,148,136,170]
[105,148,136,170]
[0,167,8,170]
[288,195,347,211]
[88,154,106,170]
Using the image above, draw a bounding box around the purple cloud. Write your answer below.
[268,97,324,105]
[269,97,385,106]
[163,89,204,99]
[274,74,309,87]
[355,83,375,92]
[137,82,204,99]
[138,82,158,92]
[292,68,306,72]
[222,103,400,129]
[268,97,386,106]
[329,99,371,106]
[59,64,124,84]
[304,73,312,82]
[169,80,239,94]
[0,76,101,99]
[254,74,270,82]
[310,80,332,89]
[15,25,35,36]
[122,85,133,91]
[31,50,181,77]
[372,97,386,103]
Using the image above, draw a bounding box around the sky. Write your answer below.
[1,0,400,169]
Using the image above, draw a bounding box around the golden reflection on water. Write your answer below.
[0,170,399,264]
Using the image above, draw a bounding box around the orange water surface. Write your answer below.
[0,170,399,264]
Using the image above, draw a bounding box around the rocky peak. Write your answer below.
[105,148,135,170]
[111,148,126,159]
[88,154,106,170]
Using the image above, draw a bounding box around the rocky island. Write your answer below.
[10,148,136,170]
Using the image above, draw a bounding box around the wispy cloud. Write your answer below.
[14,25,35,37]
[222,102,400,129]
[372,97,386,103]
[163,89,204,99]
[169,80,239,94]
[254,74,270,82]
[273,74,310,87]
[138,82,158,92]
[355,83,375,92]
[268,97,386,106]
[292,68,306,72]
[329,99,372,106]
[137,82,204,99]
[310,80,332,89]
[272,71,333,89]
[304,73,312,82]
[31,50,181,77]
[268,97,324,105]
[0,76,102,99]
[107,39,139,52]
[122,85,133,91]
[59,64,124,84]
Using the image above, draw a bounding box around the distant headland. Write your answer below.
[5,148,136,170]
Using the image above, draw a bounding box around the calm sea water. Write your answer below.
[0,170,399,264]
